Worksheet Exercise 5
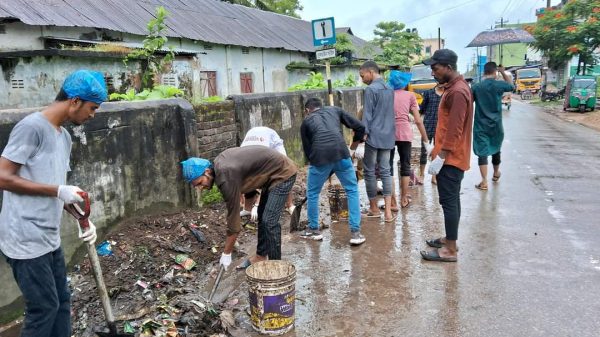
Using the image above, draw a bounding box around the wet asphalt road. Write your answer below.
[243,99,600,337]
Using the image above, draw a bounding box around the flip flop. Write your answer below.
[475,183,488,190]
[236,258,251,270]
[420,250,457,262]
[384,214,398,223]
[401,196,412,208]
[361,210,381,218]
[426,238,444,248]
[492,173,501,182]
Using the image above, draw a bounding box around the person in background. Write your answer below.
[358,61,396,223]
[0,70,105,337]
[419,84,444,185]
[181,146,297,270]
[472,62,515,190]
[300,97,366,245]
[420,49,474,263]
[239,126,295,221]
[388,70,432,208]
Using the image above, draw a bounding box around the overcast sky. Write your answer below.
[299,0,554,72]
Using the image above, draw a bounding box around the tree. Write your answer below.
[124,6,174,88]
[527,0,600,73]
[221,0,302,18]
[372,21,422,67]
[329,33,355,65]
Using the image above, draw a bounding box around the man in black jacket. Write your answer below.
[300,97,366,245]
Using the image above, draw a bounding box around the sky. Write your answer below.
[299,0,554,73]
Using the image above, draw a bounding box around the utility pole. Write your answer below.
[495,17,508,65]
[547,0,551,8]
[437,27,441,50]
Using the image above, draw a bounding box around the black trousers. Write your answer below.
[5,248,71,337]
[436,165,464,241]
[256,174,296,259]
[478,152,501,166]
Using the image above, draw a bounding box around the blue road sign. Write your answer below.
[312,17,336,47]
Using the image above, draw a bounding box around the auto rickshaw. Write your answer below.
[563,75,597,113]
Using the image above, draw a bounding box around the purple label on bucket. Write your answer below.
[263,290,295,317]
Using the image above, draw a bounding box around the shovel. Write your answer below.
[64,192,133,337]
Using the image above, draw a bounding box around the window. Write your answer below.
[203,44,213,50]
[241,47,250,55]
[10,79,24,89]
[161,74,178,87]
[200,71,217,97]
[425,46,431,55]
[240,72,253,93]
[0,25,6,34]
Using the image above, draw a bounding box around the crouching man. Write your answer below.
[181,145,297,269]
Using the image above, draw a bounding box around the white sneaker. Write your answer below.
[240,209,251,217]
[350,231,366,245]
[300,228,323,241]
[286,205,296,215]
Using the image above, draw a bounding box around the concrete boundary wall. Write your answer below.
[0,89,365,321]
[0,99,198,320]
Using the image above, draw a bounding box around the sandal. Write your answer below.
[475,183,488,190]
[361,210,381,218]
[384,214,398,223]
[492,173,501,182]
[401,196,412,208]
[420,249,457,262]
[236,258,252,270]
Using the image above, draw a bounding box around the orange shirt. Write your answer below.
[432,75,474,171]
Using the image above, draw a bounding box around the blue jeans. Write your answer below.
[363,143,392,199]
[307,158,361,232]
[5,248,71,337]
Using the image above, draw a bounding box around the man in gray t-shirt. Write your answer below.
[359,61,396,223]
[0,70,106,337]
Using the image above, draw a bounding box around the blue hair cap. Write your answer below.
[62,69,108,104]
[388,70,412,90]
[181,157,213,183]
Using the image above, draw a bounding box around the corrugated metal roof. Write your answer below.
[0,0,317,52]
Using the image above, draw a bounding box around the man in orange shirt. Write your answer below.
[420,49,474,262]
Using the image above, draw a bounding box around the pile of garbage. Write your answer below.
[70,206,239,337]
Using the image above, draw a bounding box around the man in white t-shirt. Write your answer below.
[240,127,295,220]
[0,70,105,337]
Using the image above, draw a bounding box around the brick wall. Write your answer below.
[194,101,237,160]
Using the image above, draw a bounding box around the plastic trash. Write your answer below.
[96,240,113,256]
[174,254,196,270]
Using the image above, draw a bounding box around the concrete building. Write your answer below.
[0,0,372,109]
[421,37,445,58]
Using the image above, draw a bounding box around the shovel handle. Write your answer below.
[208,265,225,302]
[86,242,116,333]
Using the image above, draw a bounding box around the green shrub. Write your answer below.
[109,85,183,101]
[201,185,223,205]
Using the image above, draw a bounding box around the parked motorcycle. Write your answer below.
[540,87,565,102]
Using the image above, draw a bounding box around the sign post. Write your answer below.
[312,17,336,106]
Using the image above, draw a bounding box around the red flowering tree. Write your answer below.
[529,0,600,73]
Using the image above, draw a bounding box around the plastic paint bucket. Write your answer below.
[328,184,348,221]
[246,260,296,335]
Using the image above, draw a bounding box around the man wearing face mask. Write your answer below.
[181,147,297,270]
[0,70,105,337]
[420,49,474,263]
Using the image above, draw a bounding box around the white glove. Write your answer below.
[424,142,433,156]
[58,185,84,204]
[428,156,445,175]
[354,144,365,160]
[78,220,97,245]
[219,253,232,270]
[250,205,258,222]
